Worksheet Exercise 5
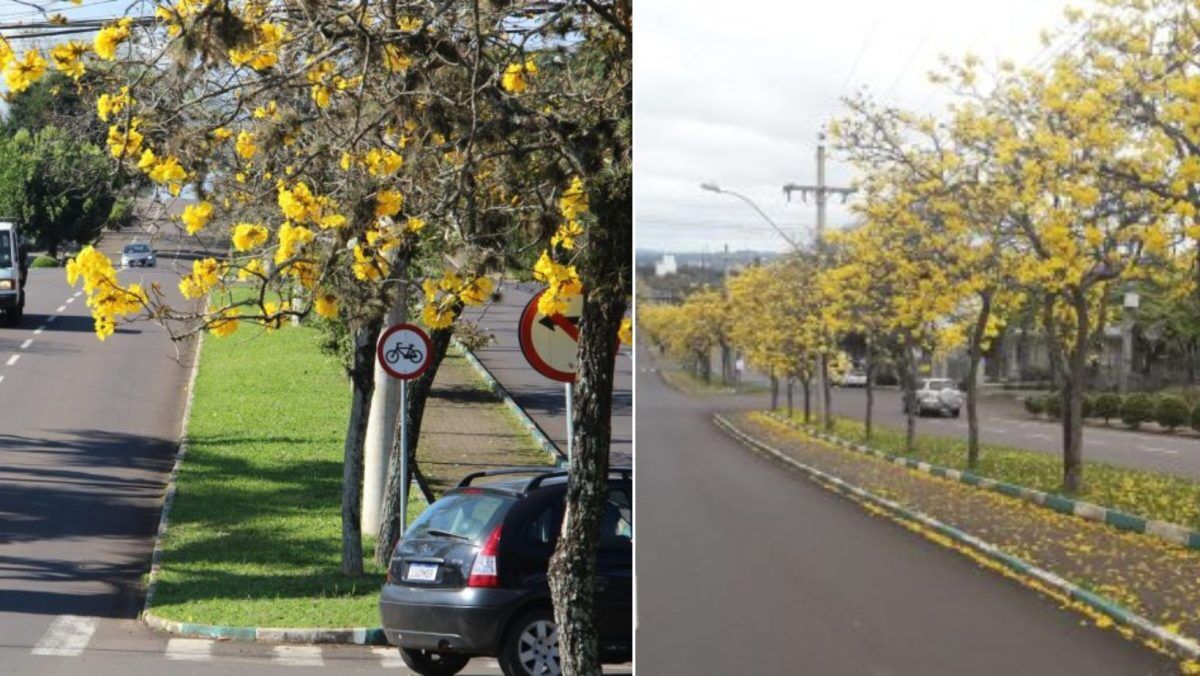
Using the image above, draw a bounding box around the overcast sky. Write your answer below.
[636,0,1082,254]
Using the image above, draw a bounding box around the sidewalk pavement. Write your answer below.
[461,282,632,467]
[417,350,555,494]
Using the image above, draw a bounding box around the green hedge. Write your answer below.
[1024,395,1045,415]
[1155,395,1190,431]
[1120,393,1155,429]
[29,255,59,268]
[1093,393,1122,423]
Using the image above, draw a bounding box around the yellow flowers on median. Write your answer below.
[231,223,269,251]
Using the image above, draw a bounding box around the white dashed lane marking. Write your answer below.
[46,315,57,323]
[6,355,18,366]
[65,297,75,304]
[34,325,45,334]
[31,615,98,657]
[55,305,66,313]
[272,645,323,666]
[73,291,82,298]
[371,646,406,668]
[19,339,31,349]
[165,638,213,662]
[1140,446,1180,455]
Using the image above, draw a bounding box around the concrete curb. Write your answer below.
[454,340,567,467]
[713,414,1200,662]
[139,333,389,646]
[765,412,1200,552]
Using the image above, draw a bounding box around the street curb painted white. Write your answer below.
[454,339,567,467]
[138,333,388,646]
[143,333,204,608]
[714,413,1200,663]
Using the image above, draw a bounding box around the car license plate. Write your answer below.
[405,562,439,582]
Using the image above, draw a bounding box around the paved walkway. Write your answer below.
[417,350,554,494]
[462,282,632,467]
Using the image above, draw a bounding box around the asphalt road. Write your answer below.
[637,346,1175,674]
[463,281,632,466]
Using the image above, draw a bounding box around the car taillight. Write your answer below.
[467,526,502,588]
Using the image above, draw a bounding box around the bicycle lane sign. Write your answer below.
[518,289,583,383]
[377,323,433,380]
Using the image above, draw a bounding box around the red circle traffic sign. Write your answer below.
[519,289,582,383]
[377,323,433,380]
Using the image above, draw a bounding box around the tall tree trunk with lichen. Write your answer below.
[342,316,383,576]
[548,170,630,676]
[966,291,993,470]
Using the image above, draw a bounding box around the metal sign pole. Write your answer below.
[565,382,574,466]
[399,378,409,537]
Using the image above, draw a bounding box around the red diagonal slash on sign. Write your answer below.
[547,313,580,342]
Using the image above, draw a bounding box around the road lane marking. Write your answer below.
[0,376,5,384]
[372,646,405,668]
[46,315,57,323]
[65,297,75,304]
[34,325,45,334]
[19,339,31,349]
[1030,433,1052,440]
[31,615,98,657]
[73,291,82,298]
[6,355,19,366]
[272,645,323,666]
[55,305,66,313]
[166,638,213,661]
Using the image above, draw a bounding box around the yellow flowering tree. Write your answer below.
[38,1,628,668]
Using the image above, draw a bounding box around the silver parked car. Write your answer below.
[121,242,156,267]
[905,378,963,417]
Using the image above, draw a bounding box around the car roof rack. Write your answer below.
[523,466,632,493]
[457,466,558,488]
[457,466,633,492]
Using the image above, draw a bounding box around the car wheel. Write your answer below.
[398,648,469,676]
[499,608,560,676]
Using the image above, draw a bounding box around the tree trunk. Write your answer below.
[548,172,630,676]
[1062,292,1089,493]
[720,342,731,386]
[901,339,918,453]
[821,353,834,431]
[770,369,778,410]
[786,378,794,418]
[802,378,811,424]
[864,344,875,443]
[375,325,455,566]
[966,292,993,470]
[342,316,383,576]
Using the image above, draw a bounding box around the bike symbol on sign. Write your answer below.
[385,342,423,365]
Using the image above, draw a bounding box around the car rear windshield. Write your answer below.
[924,379,954,390]
[406,492,515,542]
[0,231,9,269]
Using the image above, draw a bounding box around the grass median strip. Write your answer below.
[734,411,1200,652]
[148,325,389,628]
[789,413,1200,532]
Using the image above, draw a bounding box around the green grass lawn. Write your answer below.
[784,413,1200,532]
[149,324,424,628]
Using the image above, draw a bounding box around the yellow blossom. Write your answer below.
[106,119,143,159]
[94,17,133,60]
[618,317,632,345]
[551,219,585,250]
[231,223,269,251]
[5,49,47,94]
[181,201,214,235]
[375,189,404,217]
[229,22,284,71]
[383,44,412,73]
[501,59,537,94]
[314,293,339,319]
[458,277,494,306]
[364,148,403,177]
[235,130,257,160]
[237,258,265,281]
[49,41,88,80]
[559,177,588,220]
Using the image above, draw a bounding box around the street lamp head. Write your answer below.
[700,182,721,193]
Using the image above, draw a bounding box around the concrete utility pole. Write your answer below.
[782,134,855,423]
[782,134,856,246]
[362,282,407,534]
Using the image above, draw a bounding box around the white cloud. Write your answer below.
[635,0,1078,252]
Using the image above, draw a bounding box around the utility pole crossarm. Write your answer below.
[784,139,856,246]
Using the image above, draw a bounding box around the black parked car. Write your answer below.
[379,467,632,676]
